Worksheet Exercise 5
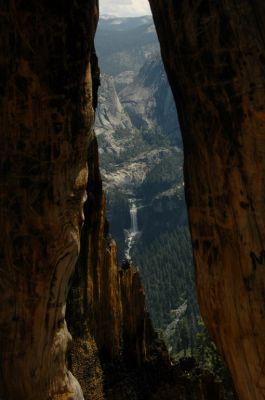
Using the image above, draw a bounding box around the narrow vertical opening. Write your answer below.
[95,1,234,396]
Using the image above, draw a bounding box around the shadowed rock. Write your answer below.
[0,1,98,398]
[149,1,265,399]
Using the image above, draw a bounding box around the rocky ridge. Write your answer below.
[96,55,182,189]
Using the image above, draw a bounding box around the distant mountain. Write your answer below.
[120,56,182,147]
[98,15,154,31]
[96,54,182,191]
[95,20,187,327]
[95,16,159,76]
[94,17,235,392]
[95,45,189,336]
[96,73,132,139]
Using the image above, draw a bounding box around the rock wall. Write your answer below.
[0,3,179,399]
[149,1,265,399]
[1,1,261,399]
[120,266,155,367]
[0,1,98,399]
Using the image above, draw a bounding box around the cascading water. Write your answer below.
[130,203,138,233]
[125,199,140,260]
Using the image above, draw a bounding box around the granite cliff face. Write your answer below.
[149,1,265,399]
[0,1,98,399]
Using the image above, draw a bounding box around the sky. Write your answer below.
[99,0,152,17]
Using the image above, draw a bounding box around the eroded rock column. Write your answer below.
[149,1,265,399]
[0,1,98,399]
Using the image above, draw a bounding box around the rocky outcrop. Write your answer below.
[0,1,98,399]
[149,1,265,399]
[120,266,156,367]
[66,134,122,360]
[96,73,132,137]
[66,135,162,396]
[119,55,180,143]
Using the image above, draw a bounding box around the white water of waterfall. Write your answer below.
[130,203,138,233]
[125,200,140,260]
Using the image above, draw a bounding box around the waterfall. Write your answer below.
[130,203,138,233]
[124,199,140,260]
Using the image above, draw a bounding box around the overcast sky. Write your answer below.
[99,0,152,17]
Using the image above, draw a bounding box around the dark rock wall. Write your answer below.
[0,2,169,398]
[0,1,98,399]
[1,1,263,399]
[149,1,265,399]
[120,267,155,367]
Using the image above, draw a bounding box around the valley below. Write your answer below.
[2,3,263,399]
[95,15,236,398]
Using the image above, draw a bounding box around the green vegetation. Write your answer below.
[98,128,152,172]
[134,227,197,327]
[140,127,172,147]
[133,225,236,398]
[195,318,223,371]
[139,154,183,201]
[112,126,130,140]
[194,318,236,398]
[96,15,236,397]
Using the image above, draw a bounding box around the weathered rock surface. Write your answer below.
[149,1,265,399]
[102,148,174,192]
[0,1,98,399]
[95,54,182,195]
[1,2,258,399]
[119,56,180,142]
[96,73,132,138]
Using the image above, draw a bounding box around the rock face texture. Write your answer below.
[1,1,262,399]
[0,1,98,399]
[149,1,265,399]
[96,73,133,137]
